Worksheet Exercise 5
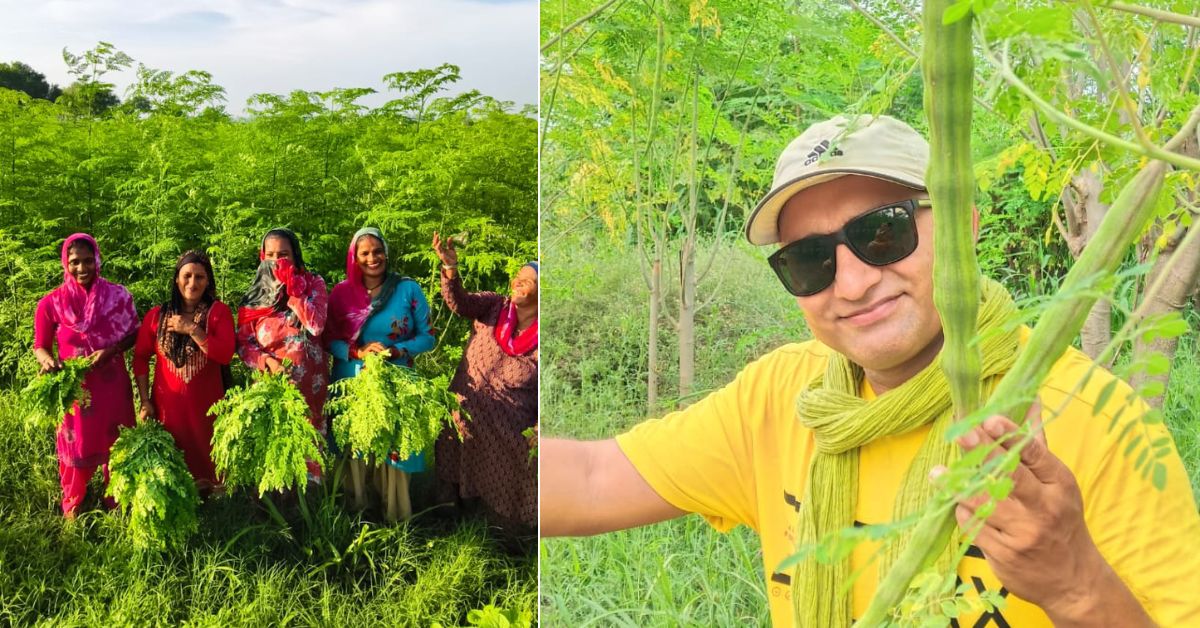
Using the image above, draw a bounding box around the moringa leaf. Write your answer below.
[22,357,92,431]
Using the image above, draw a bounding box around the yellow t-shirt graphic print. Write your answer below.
[616,333,1200,626]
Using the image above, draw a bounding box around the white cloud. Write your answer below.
[0,0,537,114]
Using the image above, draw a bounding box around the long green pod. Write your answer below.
[858,159,1167,625]
[924,0,981,423]
[973,160,1166,419]
[855,0,979,624]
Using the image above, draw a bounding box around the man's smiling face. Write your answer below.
[778,175,944,389]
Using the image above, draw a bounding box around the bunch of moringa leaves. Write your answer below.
[209,369,324,495]
[327,351,465,461]
[106,419,200,550]
[22,357,92,431]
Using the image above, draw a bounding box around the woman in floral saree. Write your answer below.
[236,228,330,478]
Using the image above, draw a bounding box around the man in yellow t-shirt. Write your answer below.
[541,115,1200,626]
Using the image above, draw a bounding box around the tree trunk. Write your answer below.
[350,457,367,510]
[1130,223,1200,406]
[678,242,696,403]
[384,463,397,522]
[1130,134,1200,407]
[647,256,661,412]
[396,469,412,521]
[1067,168,1112,358]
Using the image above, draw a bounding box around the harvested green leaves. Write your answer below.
[106,419,200,550]
[328,351,464,462]
[22,357,92,431]
[209,370,323,495]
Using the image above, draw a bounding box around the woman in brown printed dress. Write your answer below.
[432,232,537,532]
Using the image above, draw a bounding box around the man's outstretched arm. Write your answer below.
[540,437,686,537]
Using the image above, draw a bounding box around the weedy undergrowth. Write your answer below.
[21,358,92,431]
[209,369,324,496]
[106,418,200,550]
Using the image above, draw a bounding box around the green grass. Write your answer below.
[0,391,536,627]
[1163,314,1200,506]
[541,235,806,626]
[540,231,1200,626]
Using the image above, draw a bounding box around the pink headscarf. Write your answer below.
[327,228,400,347]
[48,233,138,349]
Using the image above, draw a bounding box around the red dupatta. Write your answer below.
[493,301,538,356]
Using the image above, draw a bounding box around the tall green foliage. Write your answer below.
[0,43,536,390]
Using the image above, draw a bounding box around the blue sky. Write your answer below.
[0,0,537,114]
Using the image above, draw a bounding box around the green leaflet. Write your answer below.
[208,370,324,496]
[21,358,92,431]
[327,352,465,462]
[106,419,200,550]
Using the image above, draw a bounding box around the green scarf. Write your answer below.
[791,278,1020,626]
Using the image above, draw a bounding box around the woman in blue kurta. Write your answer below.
[327,228,435,517]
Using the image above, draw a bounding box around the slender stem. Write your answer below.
[1097,0,1200,28]
[261,494,289,529]
[983,38,1200,172]
[539,0,569,158]
[297,487,313,528]
[846,0,917,57]
[1080,0,1153,149]
[540,0,625,53]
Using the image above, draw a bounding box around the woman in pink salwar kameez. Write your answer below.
[32,233,139,518]
[236,228,329,478]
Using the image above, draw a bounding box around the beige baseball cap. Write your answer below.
[744,114,929,245]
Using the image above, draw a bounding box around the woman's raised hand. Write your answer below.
[272,258,306,297]
[432,231,458,268]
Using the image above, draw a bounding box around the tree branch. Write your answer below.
[1095,1,1200,28]
[982,37,1200,172]
[541,0,626,53]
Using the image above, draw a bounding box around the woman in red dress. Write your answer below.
[132,251,235,493]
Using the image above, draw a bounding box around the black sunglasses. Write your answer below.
[768,198,931,297]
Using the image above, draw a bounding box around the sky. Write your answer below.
[0,0,537,114]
